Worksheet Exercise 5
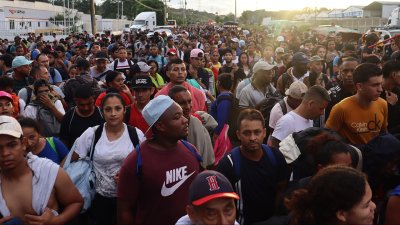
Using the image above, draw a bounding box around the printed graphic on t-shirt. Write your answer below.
[351,114,382,133]
[161,166,195,197]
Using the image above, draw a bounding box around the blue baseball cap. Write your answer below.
[12,56,32,69]
[142,95,175,132]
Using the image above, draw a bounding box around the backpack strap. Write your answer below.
[95,70,109,81]
[278,99,288,115]
[68,107,76,134]
[113,60,118,71]
[161,56,165,69]
[46,137,58,156]
[90,123,104,160]
[135,144,143,176]
[181,140,203,163]
[228,146,241,180]
[24,86,33,110]
[125,105,131,124]
[262,144,277,167]
[127,125,140,147]
[49,67,56,80]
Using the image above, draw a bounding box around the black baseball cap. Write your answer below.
[189,170,239,206]
[132,75,153,89]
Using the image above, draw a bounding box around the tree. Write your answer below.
[98,0,164,24]
[52,0,93,14]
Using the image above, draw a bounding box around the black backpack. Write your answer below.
[93,123,139,151]
[257,92,285,135]
[216,93,241,145]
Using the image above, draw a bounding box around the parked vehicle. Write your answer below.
[130,11,156,33]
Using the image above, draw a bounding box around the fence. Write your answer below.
[305,17,388,32]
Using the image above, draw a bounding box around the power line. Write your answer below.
[133,0,163,11]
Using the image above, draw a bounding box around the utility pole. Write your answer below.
[117,1,120,19]
[90,0,96,34]
[122,1,124,19]
[235,0,237,22]
[63,0,66,34]
[164,0,167,25]
[183,0,187,26]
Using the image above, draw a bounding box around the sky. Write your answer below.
[166,0,400,15]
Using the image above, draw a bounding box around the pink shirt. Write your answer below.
[156,82,206,113]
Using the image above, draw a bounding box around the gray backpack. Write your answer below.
[32,102,61,137]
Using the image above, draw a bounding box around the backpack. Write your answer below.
[257,92,285,134]
[227,144,277,181]
[93,123,140,150]
[32,100,61,137]
[135,140,202,176]
[216,93,241,145]
[113,59,133,72]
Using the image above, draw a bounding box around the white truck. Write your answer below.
[387,7,400,28]
[130,11,156,33]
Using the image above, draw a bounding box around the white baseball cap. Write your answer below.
[0,116,23,138]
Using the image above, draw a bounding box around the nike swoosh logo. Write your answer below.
[0,122,9,126]
[161,171,195,197]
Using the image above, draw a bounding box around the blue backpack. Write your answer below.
[135,140,202,176]
[228,144,277,180]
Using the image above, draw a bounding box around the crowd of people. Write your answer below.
[0,23,399,225]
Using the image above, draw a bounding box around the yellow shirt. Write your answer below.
[325,96,388,145]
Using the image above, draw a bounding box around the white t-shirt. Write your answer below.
[235,78,251,98]
[272,111,313,141]
[269,97,294,129]
[74,124,145,197]
[22,100,65,118]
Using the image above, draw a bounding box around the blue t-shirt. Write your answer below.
[37,137,69,164]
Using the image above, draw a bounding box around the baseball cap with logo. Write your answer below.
[190,49,204,58]
[292,52,309,64]
[132,75,153,89]
[252,60,274,74]
[142,95,175,132]
[137,61,152,73]
[285,81,308,100]
[189,170,239,206]
[0,115,23,138]
[12,56,32,69]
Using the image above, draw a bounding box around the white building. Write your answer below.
[363,1,400,18]
[0,0,130,39]
[328,9,344,18]
[342,6,364,17]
